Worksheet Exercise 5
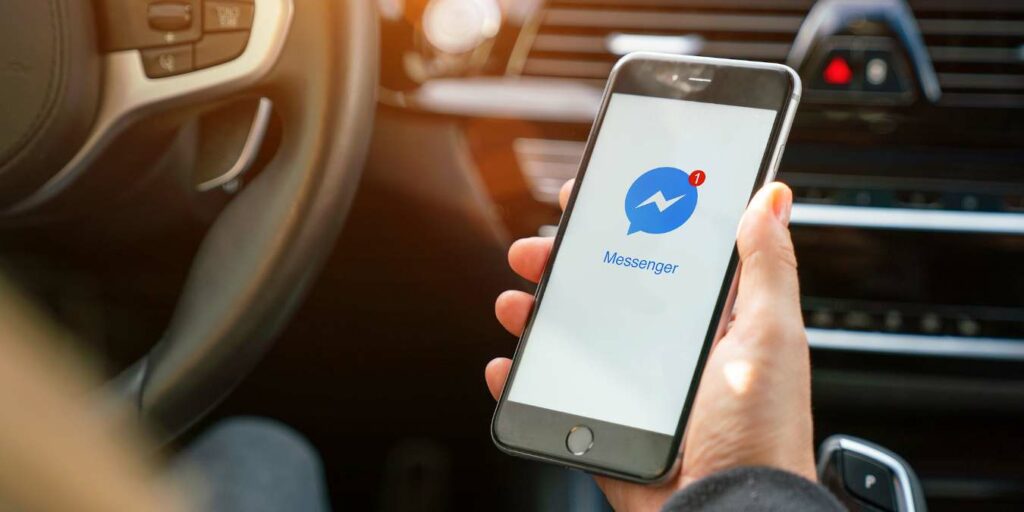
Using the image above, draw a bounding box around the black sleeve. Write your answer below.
[661,466,847,512]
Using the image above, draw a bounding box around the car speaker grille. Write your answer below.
[518,0,1024,108]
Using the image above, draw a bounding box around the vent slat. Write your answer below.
[532,34,791,60]
[908,0,1024,15]
[938,72,1024,90]
[939,92,1024,108]
[523,58,614,79]
[701,40,792,60]
[928,46,1023,64]
[533,34,607,54]
[549,0,815,10]
[917,19,1024,37]
[543,8,804,33]
[552,0,1024,13]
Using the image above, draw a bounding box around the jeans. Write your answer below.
[173,417,331,512]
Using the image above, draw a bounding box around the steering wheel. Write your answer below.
[0,0,378,439]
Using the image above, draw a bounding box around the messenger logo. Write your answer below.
[624,167,703,235]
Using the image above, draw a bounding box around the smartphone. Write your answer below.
[491,53,801,483]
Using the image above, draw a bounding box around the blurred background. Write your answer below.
[1,0,1022,510]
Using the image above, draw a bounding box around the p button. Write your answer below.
[843,452,897,511]
[566,425,594,456]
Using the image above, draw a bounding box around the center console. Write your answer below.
[375,1,1024,509]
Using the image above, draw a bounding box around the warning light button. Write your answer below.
[823,56,853,85]
[815,49,856,89]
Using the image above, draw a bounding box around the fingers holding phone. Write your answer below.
[488,180,816,509]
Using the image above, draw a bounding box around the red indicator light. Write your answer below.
[689,170,706,187]
[823,56,853,85]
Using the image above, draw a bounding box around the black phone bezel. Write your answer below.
[492,54,799,483]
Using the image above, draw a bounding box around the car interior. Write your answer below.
[0,0,1021,510]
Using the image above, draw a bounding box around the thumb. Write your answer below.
[734,183,801,321]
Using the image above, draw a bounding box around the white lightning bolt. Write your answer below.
[636,191,685,212]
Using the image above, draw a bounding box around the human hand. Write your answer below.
[485,180,815,511]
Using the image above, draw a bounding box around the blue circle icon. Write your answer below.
[624,167,699,235]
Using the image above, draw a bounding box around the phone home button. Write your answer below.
[566,425,594,456]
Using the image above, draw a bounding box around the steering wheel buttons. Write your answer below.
[204,1,255,32]
[141,44,194,78]
[194,32,250,69]
[99,0,202,51]
[148,2,194,31]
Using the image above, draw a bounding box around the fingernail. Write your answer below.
[771,185,792,226]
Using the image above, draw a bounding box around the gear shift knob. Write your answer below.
[818,435,927,512]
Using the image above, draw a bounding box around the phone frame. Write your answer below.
[492,53,802,483]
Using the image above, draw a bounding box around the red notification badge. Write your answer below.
[689,170,706,187]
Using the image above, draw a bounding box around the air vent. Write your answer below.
[910,0,1024,108]
[516,0,814,82]
[518,0,1024,108]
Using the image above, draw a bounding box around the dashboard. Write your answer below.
[0,1,1017,509]
[370,0,1024,509]
[378,0,1023,359]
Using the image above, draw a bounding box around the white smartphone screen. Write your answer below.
[506,92,779,435]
